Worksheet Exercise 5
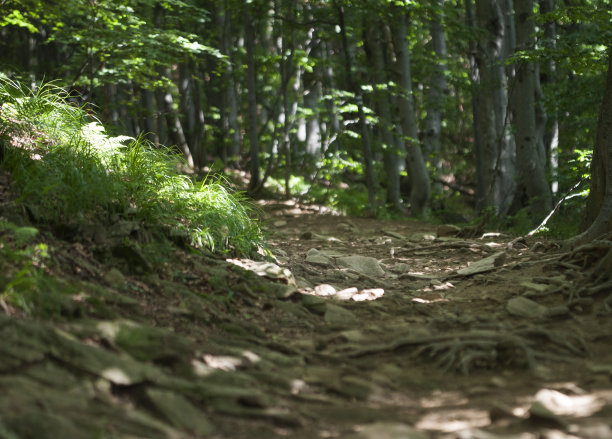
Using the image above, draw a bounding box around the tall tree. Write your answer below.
[573,48,612,244]
[245,3,260,193]
[336,2,377,213]
[394,7,430,217]
[513,0,552,219]
[424,0,448,193]
[473,0,516,214]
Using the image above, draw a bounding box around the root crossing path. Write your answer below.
[248,201,612,438]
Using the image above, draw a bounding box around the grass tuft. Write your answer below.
[0,79,264,256]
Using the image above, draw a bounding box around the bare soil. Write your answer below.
[249,200,612,438]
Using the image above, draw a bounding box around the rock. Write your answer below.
[146,388,214,435]
[273,220,287,227]
[389,263,411,273]
[226,258,297,286]
[103,267,126,289]
[335,287,358,301]
[352,288,384,302]
[383,230,406,240]
[301,294,327,315]
[338,375,371,400]
[305,254,332,267]
[336,255,385,277]
[506,296,547,319]
[324,304,357,326]
[436,224,461,237]
[314,284,337,296]
[520,281,549,293]
[456,251,506,276]
[306,248,321,257]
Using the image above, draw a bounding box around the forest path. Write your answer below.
[252,199,612,438]
[2,194,612,439]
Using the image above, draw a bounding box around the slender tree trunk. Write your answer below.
[540,0,559,194]
[465,0,485,210]
[424,0,448,194]
[474,0,516,215]
[191,67,207,170]
[514,0,552,219]
[367,21,403,212]
[141,88,158,144]
[394,10,430,217]
[219,1,241,164]
[245,5,260,193]
[161,68,194,168]
[281,0,297,198]
[337,3,377,213]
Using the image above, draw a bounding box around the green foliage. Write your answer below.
[0,79,264,256]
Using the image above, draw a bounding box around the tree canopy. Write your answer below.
[2,0,612,237]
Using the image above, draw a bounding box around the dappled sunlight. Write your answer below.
[534,387,606,417]
[415,408,490,432]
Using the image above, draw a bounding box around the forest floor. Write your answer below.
[2,188,612,438]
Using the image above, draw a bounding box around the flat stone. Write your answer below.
[226,258,296,286]
[314,284,337,296]
[336,255,385,277]
[389,263,411,273]
[456,251,506,276]
[301,294,327,315]
[520,281,549,293]
[506,296,547,319]
[334,287,358,301]
[324,304,357,326]
[305,254,332,266]
[383,230,406,240]
[146,388,214,435]
[351,288,384,302]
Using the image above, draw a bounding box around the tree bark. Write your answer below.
[337,3,377,213]
[424,0,448,194]
[514,0,552,219]
[366,20,404,212]
[161,68,194,169]
[570,49,612,245]
[474,0,516,215]
[394,10,430,218]
[245,5,260,193]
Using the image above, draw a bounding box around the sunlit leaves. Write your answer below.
[0,9,38,33]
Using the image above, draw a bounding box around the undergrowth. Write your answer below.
[0,79,263,256]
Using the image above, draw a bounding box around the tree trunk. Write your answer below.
[394,10,430,218]
[539,0,559,194]
[161,68,194,168]
[219,1,241,165]
[245,5,260,193]
[571,49,612,244]
[514,0,552,219]
[474,0,516,215]
[424,0,448,194]
[337,3,377,213]
[367,20,403,212]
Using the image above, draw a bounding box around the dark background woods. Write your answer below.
[1,0,611,236]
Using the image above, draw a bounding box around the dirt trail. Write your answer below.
[2,197,612,439]
[253,200,612,438]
